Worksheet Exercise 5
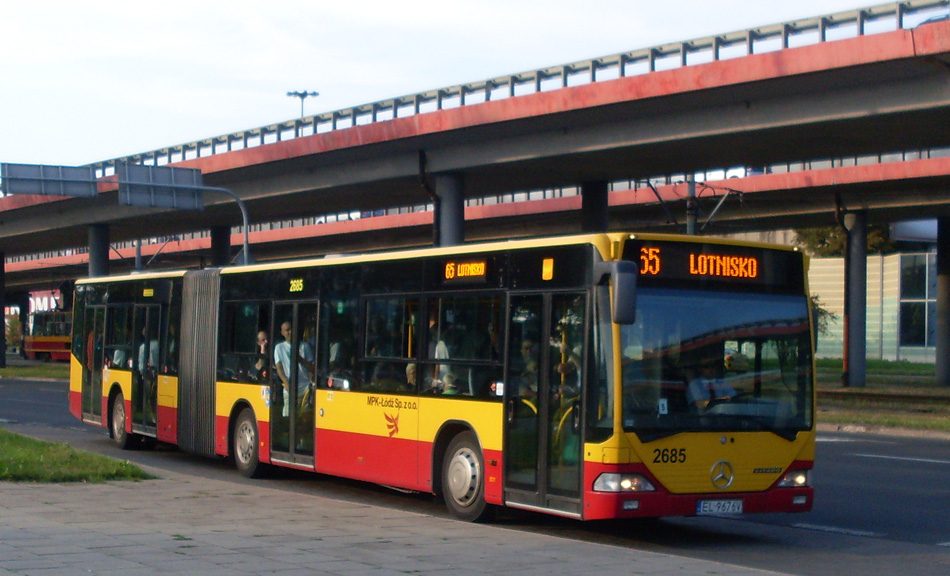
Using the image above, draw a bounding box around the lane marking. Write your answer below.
[938,542,950,547]
[793,523,883,538]
[816,436,897,445]
[853,453,950,466]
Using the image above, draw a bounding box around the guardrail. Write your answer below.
[86,0,949,175]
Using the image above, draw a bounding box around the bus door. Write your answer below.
[270,301,318,464]
[504,292,587,516]
[81,306,106,423]
[131,304,161,436]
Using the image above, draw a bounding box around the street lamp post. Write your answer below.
[287,90,319,119]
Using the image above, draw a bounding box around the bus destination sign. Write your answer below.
[628,240,799,290]
[444,260,488,284]
[639,245,759,280]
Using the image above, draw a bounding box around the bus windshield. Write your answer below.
[620,288,813,441]
[31,312,71,337]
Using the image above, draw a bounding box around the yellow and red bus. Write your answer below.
[24,310,71,361]
[69,232,814,521]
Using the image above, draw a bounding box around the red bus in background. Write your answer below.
[24,310,71,361]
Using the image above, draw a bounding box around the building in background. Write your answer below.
[808,253,935,363]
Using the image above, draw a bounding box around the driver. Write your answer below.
[687,358,736,411]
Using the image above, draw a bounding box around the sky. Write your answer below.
[0,0,900,166]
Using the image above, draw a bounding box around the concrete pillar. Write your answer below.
[88,225,110,278]
[845,211,867,388]
[210,226,231,267]
[59,281,74,316]
[0,252,5,368]
[435,174,464,247]
[581,181,609,233]
[935,217,950,387]
[16,293,29,360]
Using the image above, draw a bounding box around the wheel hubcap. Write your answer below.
[446,447,480,507]
[112,401,125,438]
[236,421,254,464]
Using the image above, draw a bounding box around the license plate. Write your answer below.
[697,499,743,515]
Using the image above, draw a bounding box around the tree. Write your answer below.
[793,225,897,257]
[810,295,837,339]
[5,314,22,352]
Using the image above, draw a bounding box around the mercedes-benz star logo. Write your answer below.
[710,460,735,490]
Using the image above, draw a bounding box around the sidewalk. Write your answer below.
[0,430,785,576]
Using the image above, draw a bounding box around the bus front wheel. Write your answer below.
[442,431,493,522]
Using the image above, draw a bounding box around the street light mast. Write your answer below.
[286,90,319,119]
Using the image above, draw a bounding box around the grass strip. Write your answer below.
[0,428,154,483]
[0,363,70,380]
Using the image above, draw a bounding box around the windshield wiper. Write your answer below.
[769,428,800,442]
[720,414,801,441]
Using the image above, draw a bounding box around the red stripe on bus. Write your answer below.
[315,428,429,491]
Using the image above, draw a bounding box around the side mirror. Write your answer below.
[596,260,638,324]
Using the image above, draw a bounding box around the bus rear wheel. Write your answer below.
[233,408,266,478]
[442,431,493,522]
[111,392,133,450]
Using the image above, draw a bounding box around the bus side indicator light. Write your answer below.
[542,258,554,280]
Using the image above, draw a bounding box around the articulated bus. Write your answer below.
[24,310,71,361]
[69,232,814,521]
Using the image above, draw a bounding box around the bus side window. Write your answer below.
[424,295,503,397]
[320,292,359,391]
[105,306,132,369]
[217,303,267,383]
[363,297,419,393]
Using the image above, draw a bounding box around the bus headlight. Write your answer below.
[777,469,810,488]
[593,473,656,493]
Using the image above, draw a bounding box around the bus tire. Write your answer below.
[233,408,265,478]
[442,431,493,522]
[110,391,133,450]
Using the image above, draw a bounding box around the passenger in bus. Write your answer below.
[687,357,736,411]
[138,329,159,373]
[163,322,178,375]
[553,334,582,400]
[138,328,160,424]
[428,319,451,382]
[328,324,355,374]
[300,324,316,377]
[85,330,97,370]
[249,330,269,381]
[441,372,460,395]
[111,329,132,368]
[274,321,314,417]
[516,338,539,399]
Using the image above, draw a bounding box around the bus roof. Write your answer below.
[73,231,802,284]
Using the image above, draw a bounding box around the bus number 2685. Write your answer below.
[653,448,687,464]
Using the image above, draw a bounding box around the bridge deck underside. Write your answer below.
[3,21,950,291]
